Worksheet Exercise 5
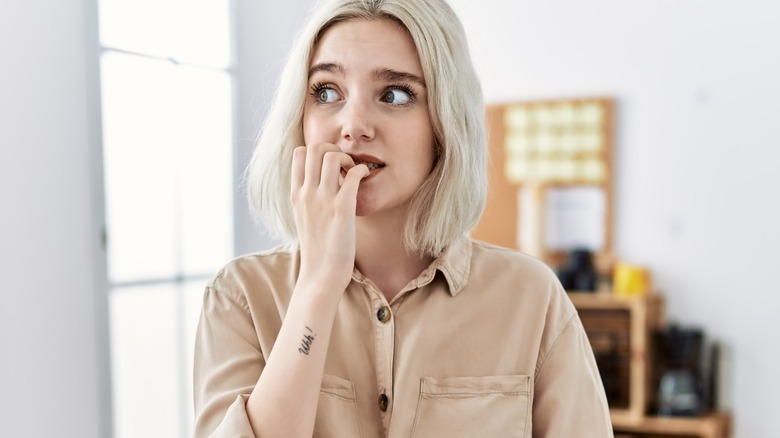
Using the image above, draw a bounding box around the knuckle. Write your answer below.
[307,143,325,153]
[308,142,338,153]
[322,150,342,164]
[291,185,307,199]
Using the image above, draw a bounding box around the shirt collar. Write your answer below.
[350,236,472,297]
[423,235,472,297]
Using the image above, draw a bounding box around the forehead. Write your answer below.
[311,18,422,75]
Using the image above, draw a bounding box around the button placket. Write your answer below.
[368,290,394,429]
[376,305,393,419]
[375,303,394,417]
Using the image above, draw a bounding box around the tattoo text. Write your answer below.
[298,326,316,355]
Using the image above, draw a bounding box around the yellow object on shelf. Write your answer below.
[613,262,651,296]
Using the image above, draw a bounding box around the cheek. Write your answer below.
[302,114,315,144]
[302,111,328,144]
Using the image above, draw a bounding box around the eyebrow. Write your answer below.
[374,68,426,88]
[308,62,344,77]
[308,62,426,88]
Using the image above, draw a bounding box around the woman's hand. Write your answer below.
[290,143,369,294]
[242,144,368,437]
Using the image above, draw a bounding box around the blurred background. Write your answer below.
[1,0,778,437]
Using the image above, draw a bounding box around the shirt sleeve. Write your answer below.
[193,285,265,438]
[531,312,614,437]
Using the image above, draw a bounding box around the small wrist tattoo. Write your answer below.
[298,326,316,355]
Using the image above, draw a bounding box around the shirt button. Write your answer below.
[376,306,391,323]
[378,393,389,412]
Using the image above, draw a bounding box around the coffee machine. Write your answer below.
[654,325,708,416]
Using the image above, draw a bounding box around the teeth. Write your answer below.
[357,161,382,170]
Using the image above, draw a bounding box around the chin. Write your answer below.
[353,197,366,216]
[354,192,375,217]
[354,201,372,217]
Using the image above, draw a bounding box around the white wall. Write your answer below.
[446,0,780,436]
[0,1,109,437]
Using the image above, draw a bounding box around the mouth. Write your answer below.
[355,161,385,171]
[348,154,386,172]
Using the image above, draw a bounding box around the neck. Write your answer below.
[355,213,433,301]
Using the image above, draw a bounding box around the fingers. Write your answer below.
[321,151,356,190]
[291,146,306,190]
[303,143,326,188]
[337,164,369,202]
[293,143,357,192]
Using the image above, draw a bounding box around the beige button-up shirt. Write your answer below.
[194,238,613,437]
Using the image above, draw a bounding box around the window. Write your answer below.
[97,1,235,436]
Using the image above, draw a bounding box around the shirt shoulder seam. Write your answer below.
[205,284,252,316]
[534,310,578,383]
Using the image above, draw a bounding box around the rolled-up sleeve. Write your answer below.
[532,312,614,437]
[193,286,264,437]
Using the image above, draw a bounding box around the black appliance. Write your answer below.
[654,325,706,416]
[557,248,598,292]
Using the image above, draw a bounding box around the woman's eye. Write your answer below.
[317,88,340,104]
[381,88,412,105]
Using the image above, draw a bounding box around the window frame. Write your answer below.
[86,0,241,436]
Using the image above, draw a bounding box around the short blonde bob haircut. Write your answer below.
[246,0,486,257]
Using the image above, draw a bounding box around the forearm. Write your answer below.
[245,280,341,437]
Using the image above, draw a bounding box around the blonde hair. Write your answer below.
[245,0,486,256]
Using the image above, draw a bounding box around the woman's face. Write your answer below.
[303,18,435,218]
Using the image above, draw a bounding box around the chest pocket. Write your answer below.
[314,374,362,438]
[410,375,531,438]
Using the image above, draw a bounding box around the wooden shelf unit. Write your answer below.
[570,292,731,438]
[569,292,665,421]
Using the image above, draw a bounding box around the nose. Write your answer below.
[340,98,375,142]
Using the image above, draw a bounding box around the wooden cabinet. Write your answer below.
[569,292,664,420]
[569,292,731,438]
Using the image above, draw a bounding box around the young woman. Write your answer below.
[194,0,613,436]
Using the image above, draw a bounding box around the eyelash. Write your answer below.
[308,82,333,103]
[308,82,418,105]
[385,83,417,105]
